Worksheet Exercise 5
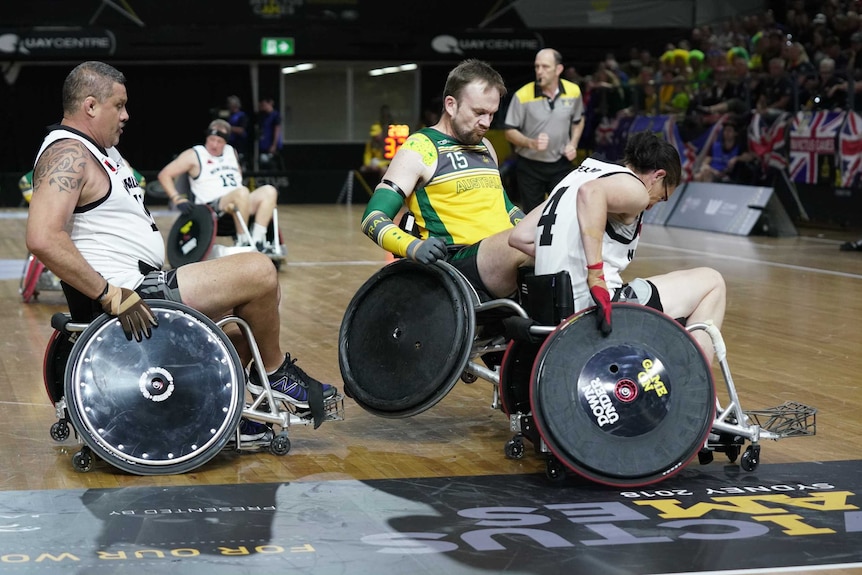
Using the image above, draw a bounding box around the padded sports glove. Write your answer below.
[586,262,612,336]
[100,283,158,342]
[408,237,447,265]
[175,198,195,215]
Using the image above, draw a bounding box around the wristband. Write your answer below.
[98,281,110,302]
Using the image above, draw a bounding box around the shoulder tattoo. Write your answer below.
[33,140,90,196]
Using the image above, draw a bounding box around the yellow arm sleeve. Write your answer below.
[361,187,420,258]
[361,210,419,258]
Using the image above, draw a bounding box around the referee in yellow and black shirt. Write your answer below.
[504,48,584,213]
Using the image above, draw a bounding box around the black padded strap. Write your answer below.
[381,178,407,199]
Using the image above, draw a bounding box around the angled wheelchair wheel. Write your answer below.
[166,205,217,267]
[530,304,715,487]
[338,259,477,418]
[64,300,244,475]
[20,254,44,303]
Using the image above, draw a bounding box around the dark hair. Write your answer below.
[623,130,682,187]
[62,61,125,115]
[443,59,507,101]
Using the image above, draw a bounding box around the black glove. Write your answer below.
[100,283,158,342]
[407,237,447,264]
[587,263,612,336]
[175,198,195,215]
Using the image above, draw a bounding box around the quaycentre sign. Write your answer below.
[0,28,116,58]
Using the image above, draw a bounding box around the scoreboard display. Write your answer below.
[384,124,409,160]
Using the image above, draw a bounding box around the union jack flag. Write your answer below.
[839,111,862,188]
[592,115,632,162]
[748,111,790,172]
[788,110,845,184]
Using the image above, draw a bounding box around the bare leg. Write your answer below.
[476,228,533,298]
[648,267,726,363]
[248,185,278,228]
[175,252,283,370]
[218,187,252,235]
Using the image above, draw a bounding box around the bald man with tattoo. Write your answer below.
[26,61,336,432]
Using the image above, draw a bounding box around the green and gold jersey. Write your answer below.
[405,128,513,246]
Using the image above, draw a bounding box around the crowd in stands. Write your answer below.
[566,0,862,185]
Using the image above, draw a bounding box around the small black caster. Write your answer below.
[72,447,93,472]
[740,445,760,471]
[726,444,740,463]
[50,421,70,442]
[270,433,291,456]
[697,448,714,465]
[504,437,525,460]
[460,372,477,383]
[545,457,566,483]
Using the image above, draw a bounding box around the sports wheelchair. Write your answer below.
[43,283,343,475]
[20,253,62,303]
[163,175,286,270]
[338,259,816,487]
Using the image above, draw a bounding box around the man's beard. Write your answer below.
[451,116,484,145]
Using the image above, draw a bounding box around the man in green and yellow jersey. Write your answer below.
[361,59,530,300]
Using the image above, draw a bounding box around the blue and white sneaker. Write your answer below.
[248,353,337,405]
[238,419,272,442]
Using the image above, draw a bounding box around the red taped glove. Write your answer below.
[587,262,612,336]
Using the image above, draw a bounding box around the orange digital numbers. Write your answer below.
[384,124,409,160]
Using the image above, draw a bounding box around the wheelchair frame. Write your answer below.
[45,302,344,475]
[338,259,816,485]
[462,283,816,482]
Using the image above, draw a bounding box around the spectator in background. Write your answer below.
[694,121,754,183]
[755,57,793,116]
[226,95,249,167]
[258,96,283,170]
[786,41,817,107]
[811,57,847,110]
[839,31,862,111]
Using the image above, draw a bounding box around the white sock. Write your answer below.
[237,232,252,246]
[252,223,268,245]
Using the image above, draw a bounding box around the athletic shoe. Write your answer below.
[248,353,337,404]
[238,419,272,442]
[256,241,278,255]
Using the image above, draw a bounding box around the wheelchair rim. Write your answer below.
[64,300,244,475]
[530,303,715,487]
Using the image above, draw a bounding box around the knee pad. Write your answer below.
[617,278,663,312]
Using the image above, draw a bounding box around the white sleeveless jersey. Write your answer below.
[189,144,242,204]
[36,127,164,289]
[533,157,644,312]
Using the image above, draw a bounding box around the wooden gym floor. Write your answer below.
[1,203,862,574]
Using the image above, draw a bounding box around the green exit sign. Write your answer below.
[261,37,294,56]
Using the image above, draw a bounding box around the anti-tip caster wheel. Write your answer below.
[545,457,566,483]
[72,448,93,473]
[504,437,525,460]
[726,444,740,463]
[50,420,70,442]
[460,372,478,383]
[697,448,714,465]
[740,444,760,472]
[270,433,291,456]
